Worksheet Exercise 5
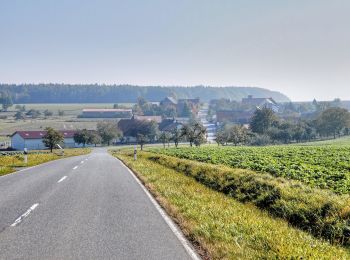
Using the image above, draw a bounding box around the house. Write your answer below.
[241,95,279,112]
[10,130,82,151]
[160,97,177,107]
[159,97,201,117]
[216,110,253,124]
[79,109,132,118]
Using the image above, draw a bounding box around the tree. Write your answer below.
[97,121,120,145]
[229,125,248,146]
[58,110,65,116]
[73,129,90,147]
[181,101,192,117]
[171,127,182,148]
[137,134,149,150]
[87,131,102,147]
[250,107,278,134]
[42,127,64,152]
[0,92,13,111]
[159,132,171,148]
[215,130,228,146]
[316,107,350,138]
[181,121,207,147]
[14,111,25,120]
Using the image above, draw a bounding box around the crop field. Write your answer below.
[150,145,350,194]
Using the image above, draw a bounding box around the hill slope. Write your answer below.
[0,84,290,103]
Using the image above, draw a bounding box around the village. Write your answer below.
[1,94,349,151]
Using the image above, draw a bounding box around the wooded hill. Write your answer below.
[0,84,290,103]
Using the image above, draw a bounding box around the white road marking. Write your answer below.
[11,203,39,227]
[115,158,201,260]
[57,176,67,183]
[73,166,78,170]
[80,161,84,164]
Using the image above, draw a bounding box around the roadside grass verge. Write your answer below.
[0,148,91,176]
[137,151,350,246]
[112,150,350,259]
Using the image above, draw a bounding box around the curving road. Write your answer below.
[0,148,196,260]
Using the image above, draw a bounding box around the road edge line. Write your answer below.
[114,157,201,260]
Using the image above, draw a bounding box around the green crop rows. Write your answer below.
[151,145,350,194]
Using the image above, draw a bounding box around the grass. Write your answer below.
[296,136,350,146]
[112,150,350,259]
[0,148,91,176]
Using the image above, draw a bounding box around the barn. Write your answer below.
[10,130,81,151]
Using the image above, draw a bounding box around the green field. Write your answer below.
[150,144,350,194]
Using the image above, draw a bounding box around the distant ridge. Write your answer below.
[0,84,290,103]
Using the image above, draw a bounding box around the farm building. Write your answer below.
[10,130,82,151]
[79,109,132,118]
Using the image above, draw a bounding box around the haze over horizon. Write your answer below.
[1,0,349,102]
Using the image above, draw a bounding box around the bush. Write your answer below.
[138,151,350,245]
[249,134,272,146]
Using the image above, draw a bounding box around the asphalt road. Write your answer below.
[0,148,195,260]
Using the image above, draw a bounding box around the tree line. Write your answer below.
[216,107,350,146]
[0,84,289,104]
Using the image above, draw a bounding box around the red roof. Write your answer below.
[11,130,77,139]
[82,109,132,112]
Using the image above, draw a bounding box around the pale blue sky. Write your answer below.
[0,0,349,101]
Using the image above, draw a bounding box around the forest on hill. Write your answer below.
[0,84,290,103]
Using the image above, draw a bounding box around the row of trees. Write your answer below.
[42,119,208,152]
[216,107,350,146]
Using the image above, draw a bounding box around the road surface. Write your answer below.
[0,148,196,260]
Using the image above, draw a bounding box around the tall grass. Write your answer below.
[113,151,350,259]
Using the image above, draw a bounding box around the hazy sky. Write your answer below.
[0,0,349,101]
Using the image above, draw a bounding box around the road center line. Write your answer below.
[11,203,39,227]
[57,176,67,183]
[73,166,78,170]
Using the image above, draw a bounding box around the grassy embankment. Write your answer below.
[0,148,91,176]
[112,149,350,259]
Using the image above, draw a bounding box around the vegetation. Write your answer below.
[139,151,350,245]
[42,127,64,152]
[180,120,206,147]
[97,121,121,145]
[153,145,350,194]
[112,150,350,259]
[0,84,290,103]
[0,148,91,176]
[0,91,13,111]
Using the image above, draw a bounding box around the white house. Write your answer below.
[10,130,82,151]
